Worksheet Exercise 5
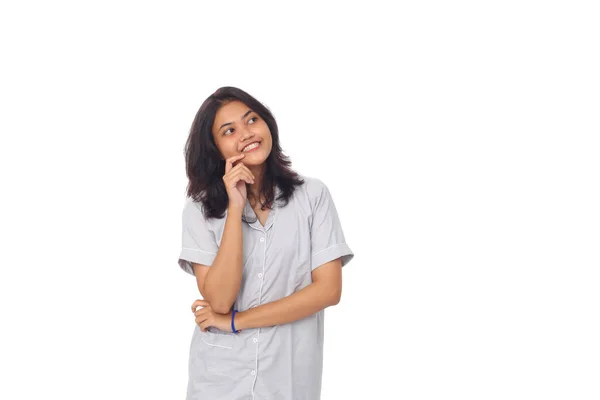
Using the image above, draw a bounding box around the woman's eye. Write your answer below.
[224,128,233,135]
[248,116,258,124]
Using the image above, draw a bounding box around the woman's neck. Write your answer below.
[247,164,266,202]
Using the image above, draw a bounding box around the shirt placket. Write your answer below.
[244,194,279,399]
[245,224,269,398]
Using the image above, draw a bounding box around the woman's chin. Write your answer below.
[241,152,268,165]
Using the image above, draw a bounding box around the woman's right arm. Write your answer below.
[193,153,254,314]
[194,205,244,314]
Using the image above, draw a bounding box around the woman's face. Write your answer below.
[212,100,272,166]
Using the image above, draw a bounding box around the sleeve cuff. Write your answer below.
[178,247,217,276]
[311,242,354,271]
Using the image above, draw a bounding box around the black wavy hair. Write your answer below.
[183,86,304,221]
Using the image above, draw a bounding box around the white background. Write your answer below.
[1,1,599,399]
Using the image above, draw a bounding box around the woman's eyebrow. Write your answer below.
[218,109,253,131]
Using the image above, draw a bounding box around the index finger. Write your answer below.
[191,299,209,312]
[225,154,246,173]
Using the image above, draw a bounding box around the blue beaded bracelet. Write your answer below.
[231,309,240,334]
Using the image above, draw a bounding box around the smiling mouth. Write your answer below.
[242,142,261,153]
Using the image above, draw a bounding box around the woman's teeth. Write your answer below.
[243,142,260,152]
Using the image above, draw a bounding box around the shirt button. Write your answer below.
[251,370,256,375]
[260,237,265,242]
[258,273,263,278]
[253,338,258,343]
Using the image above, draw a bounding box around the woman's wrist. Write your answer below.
[227,205,244,217]
[232,309,246,331]
[231,309,241,333]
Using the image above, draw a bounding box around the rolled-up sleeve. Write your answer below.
[178,200,219,276]
[309,179,354,271]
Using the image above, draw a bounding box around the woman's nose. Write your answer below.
[240,129,254,142]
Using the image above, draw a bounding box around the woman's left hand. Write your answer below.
[191,299,233,332]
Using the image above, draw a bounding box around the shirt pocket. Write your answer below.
[190,327,239,377]
[198,327,236,350]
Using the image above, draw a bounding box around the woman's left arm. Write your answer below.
[234,258,342,330]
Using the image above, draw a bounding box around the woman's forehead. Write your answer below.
[215,101,251,122]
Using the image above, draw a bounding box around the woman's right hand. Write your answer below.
[223,153,255,211]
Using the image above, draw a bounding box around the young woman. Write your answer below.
[178,86,354,399]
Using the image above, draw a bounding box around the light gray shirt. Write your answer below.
[178,175,354,400]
